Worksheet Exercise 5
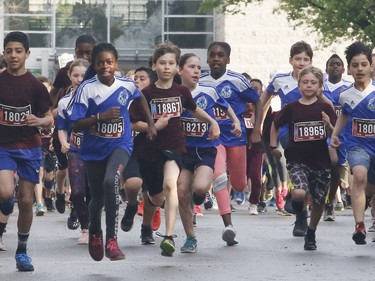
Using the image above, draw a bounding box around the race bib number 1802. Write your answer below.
[0,103,31,126]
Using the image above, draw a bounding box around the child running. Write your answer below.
[130,42,220,257]
[0,31,53,271]
[57,59,90,244]
[70,43,156,261]
[270,66,337,250]
[177,53,240,253]
[331,42,375,245]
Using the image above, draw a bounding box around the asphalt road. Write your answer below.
[1,202,375,281]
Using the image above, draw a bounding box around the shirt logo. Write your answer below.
[220,85,232,98]
[368,98,375,111]
[117,90,128,106]
[196,96,208,110]
[94,94,101,100]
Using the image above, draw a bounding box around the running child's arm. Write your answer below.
[25,109,54,128]
[188,107,220,140]
[131,113,170,132]
[58,129,70,154]
[137,94,157,141]
[331,113,349,148]
[321,111,334,136]
[249,99,263,144]
[269,121,282,158]
[225,105,241,137]
[72,106,120,132]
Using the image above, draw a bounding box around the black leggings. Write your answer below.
[85,148,130,241]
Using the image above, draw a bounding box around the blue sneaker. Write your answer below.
[233,192,245,205]
[180,236,198,253]
[15,253,34,272]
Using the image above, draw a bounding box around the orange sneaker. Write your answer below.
[194,205,203,217]
[137,199,144,216]
[152,208,161,231]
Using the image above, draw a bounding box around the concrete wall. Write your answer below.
[217,1,353,84]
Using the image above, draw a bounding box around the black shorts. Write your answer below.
[182,147,217,173]
[42,147,57,173]
[139,150,182,196]
[123,152,141,181]
[52,138,68,170]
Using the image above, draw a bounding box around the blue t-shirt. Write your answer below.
[200,70,260,146]
[181,83,229,148]
[339,80,375,157]
[70,75,141,161]
[266,72,301,140]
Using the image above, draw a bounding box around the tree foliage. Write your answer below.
[199,0,375,46]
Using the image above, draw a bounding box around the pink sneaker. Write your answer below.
[105,237,125,261]
[78,229,89,245]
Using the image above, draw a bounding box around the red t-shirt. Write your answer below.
[273,98,337,170]
[131,83,197,161]
[0,71,52,148]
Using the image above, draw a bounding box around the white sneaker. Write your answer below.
[249,204,259,215]
[77,229,89,245]
[222,225,238,246]
[0,236,7,251]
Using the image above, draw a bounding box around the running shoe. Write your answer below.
[105,237,125,261]
[137,199,144,216]
[275,193,285,210]
[222,225,238,246]
[55,192,66,214]
[15,253,34,272]
[78,229,89,245]
[203,192,214,210]
[141,225,155,245]
[368,221,375,232]
[304,234,317,251]
[121,204,138,232]
[248,204,258,215]
[230,204,236,212]
[67,207,80,230]
[276,208,292,216]
[35,203,45,216]
[157,233,177,257]
[352,223,366,245]
[194,205,203,217]
[88,231,104,261]
[151,208,161,231]
[44,197,55,212]
[180,235,197,253]
[0,236,7,251]
[323,203,335,221]
[233,192,245,205]
[335,202,345,211]
[293,210,308,237]
[257,202,267,213]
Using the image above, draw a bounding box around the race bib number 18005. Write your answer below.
[90,118,124,138]
[352,118,375,137]
[150,97,182,119]
[293,121,326,142]
[0,103,31,126]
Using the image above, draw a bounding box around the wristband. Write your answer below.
[270,146,278,151]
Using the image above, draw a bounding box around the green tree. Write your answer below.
[199,0,375,46]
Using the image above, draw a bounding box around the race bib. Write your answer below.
[131,130,139,139]
[244,117,254,129]
[90,118,124,138]
[0,103,31,126]
[213,106,229,120]
[181,117,208,137]
[352,118,375,137]
[70,132,83,149]
[334,105,342,116]
[294,121,326,142]
[150,97,182,119]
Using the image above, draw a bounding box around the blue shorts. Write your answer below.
[0,147,42,184]
[182,147,217,173]
[347,146,375,185]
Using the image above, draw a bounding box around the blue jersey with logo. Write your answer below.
[200,70,260,146]
[70,75,141,161]
[181,83,229,148]
[339,81,375,156]
[323,79,352,165]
